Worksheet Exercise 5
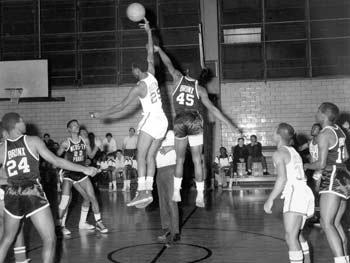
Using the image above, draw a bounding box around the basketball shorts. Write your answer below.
[138,112,168,140]
[124,149,137,158]
[174,110,203,147]
[282,182,315,221]
[63,170,89,184]
[319,165,350,199]
[4,181,49,219]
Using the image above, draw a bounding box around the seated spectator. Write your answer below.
[123,127,138,158]
[123,155,138,192]
[103,132,117,155]
[232,137,249,177]
[213,147,233,188]
[247,135,269,175]
[43,133,55,152]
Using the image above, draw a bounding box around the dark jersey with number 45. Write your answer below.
[4,135,40,185]
[172,76,201,115]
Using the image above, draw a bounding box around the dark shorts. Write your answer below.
[63,171,88,184]
[4,182,49,219]
[174,110,203,138]
[124,149,137,158]
[319,165,350,199]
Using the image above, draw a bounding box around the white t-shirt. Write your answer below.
[214,155,233,167]
[156,130,176,168]
[102,137,117,153]
[123,135,138,149]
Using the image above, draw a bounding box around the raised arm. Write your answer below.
[154,45,182,83]
[264,150,288,213]
[91,84,145,119]
[198,85,241,134]
[57,139,69,157]
[30,136,97,176]
[141,18,155,75]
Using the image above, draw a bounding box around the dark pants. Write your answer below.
[247,156,267,171]
[156,165,179,235]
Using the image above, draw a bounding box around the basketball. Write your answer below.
[126,3,146,22]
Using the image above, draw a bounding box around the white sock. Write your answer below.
[94,213,101,222]
[196,181,204,193]
[14,246,26,263]
[79,206,89,225]
[345,255,349,263]
[112,180,117,189]
[300,241,309,256]
[109,182,112,188]
[145,177,154,190]
[61,211,68,227]
[137,176,146,191]
[335,256,348,263]
[126,180,131,188]
[289,250,303,263]
[174,177,182,191]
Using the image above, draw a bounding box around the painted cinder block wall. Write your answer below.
[1,77,350,158]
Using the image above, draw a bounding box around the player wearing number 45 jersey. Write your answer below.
[91,18,168,208]
[0,112,97,263]
[154,45,241,207]
[304,102,350,263]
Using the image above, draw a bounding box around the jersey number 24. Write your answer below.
[7,157,30,177]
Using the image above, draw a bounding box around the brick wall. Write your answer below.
[219,77,350,153]
[1,77,350,158]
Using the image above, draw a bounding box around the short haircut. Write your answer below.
[116,149,122,153]
[106,133,112,137]
[2,112,21,132]
[67,119,78,128]
[129,127,135,132]
[44,133,50,137]
[277,123,295,143]
[312,123,322,130]
[250,135,257,140]
[319,102,339,122]
[238,137,244,142]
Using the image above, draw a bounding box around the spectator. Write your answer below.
[340,120,350,171]
[122,127,138,158]
[232,137,249,177]
[43,133,55,152]
[103,133,117,154]
[247,135,269,175]
[213,147,233,188]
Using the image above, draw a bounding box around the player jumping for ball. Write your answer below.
[91,18,168,208]
[154,45,241,207]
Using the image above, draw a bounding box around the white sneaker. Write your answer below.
[172,190,181,202]
[61,226,71,235]
[79,222,95,230]
[196,193,205,208]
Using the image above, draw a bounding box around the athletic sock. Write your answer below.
[345,255,349,263]
[14,246,26,263]
[61,211,68,227]
[94,213,101,222]
[196,181,204,193]
[174,177,182,191]
[79,206,90,225]
[112,180,117,190]
[300,241,310,263]
[137,176,146,191]
[145,177,154,191]
[289,250,303,263]
[335,256,348,263]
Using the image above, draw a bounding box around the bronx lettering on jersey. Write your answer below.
[179,85,194,94]
[7,147,26,160]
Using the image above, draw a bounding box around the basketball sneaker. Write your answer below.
[127,190,150,206]
[79,222,95,230]
[96,220,108,233]
[172,190,181,202]
[61,226,71,235]
[135,191,153,208]
[157,230,170,242]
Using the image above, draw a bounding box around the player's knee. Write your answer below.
[59,195,70,210]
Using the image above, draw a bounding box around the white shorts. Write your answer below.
[138,112,168,140]
[175,133,203,147]
[282,183,315,220]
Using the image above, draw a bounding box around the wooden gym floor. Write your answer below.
[1,185,347,263]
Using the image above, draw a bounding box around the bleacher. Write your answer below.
[232,146,277,185]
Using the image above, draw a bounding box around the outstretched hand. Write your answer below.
[83,166,98,177]
[263,199,273,214]
[139,17,150,33]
